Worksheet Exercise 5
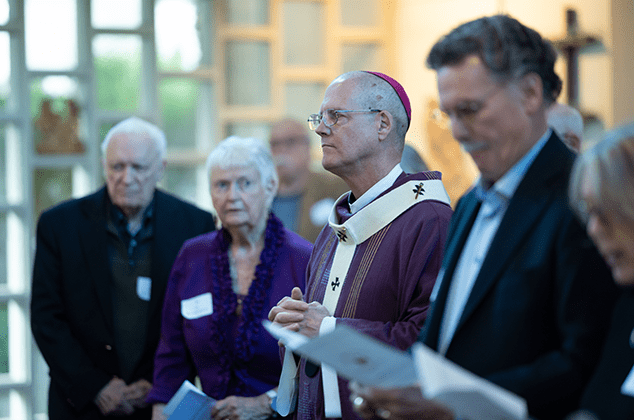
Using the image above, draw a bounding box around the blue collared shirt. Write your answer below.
[437,129,552,354]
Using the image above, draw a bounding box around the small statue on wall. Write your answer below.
[35,99,85,154]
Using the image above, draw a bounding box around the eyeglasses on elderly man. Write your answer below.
[307,108,381,130]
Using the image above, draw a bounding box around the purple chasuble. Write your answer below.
[295,171,453,420]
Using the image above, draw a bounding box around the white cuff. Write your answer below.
[319,316,336,336]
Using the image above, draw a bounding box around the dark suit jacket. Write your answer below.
[31,187,215,420]
[420,134,617,420]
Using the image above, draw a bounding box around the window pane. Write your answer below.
[285,83,325,124]
[31,77,85,154]
[0,390,8,417]
[163,166,198,205]
[0,214,5,286]
[226,0,268,25]
[0,302,6,372]
[33,168,73,220]
[226,122,270,141]
[0,131,4,204]
[93,35,142,111]
[25,0,78,71]
[0,32,10,112]
[340,0,379,26]
[99,122,117,147]
[159,78,216,150]
[156,0,209,71]
[0,0,8,25]
[342,44,380,73]
[226,41,270,106]
[3,125,21,205]
[91,0,141,29]
[283,1,324,66]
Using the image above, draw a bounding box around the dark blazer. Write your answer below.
[31,187,215,420]
[420,134,617,420]
[579,290,634,419]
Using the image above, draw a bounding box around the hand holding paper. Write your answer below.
[349,382,454,420]
[263,321,528,420]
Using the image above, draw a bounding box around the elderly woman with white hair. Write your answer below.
[147,136,312,420]
[567,122,634,420]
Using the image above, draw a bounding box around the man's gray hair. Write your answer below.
[335,71,409,142]
[206,135,279,194]
[427,15,562,105]
[101,117,167,160]
[547,103,584,141]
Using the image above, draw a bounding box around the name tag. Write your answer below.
[621,364,634,397]
[181,293,213,320]
[136,276,152,301]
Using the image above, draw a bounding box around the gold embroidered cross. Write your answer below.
[413,182,425,199]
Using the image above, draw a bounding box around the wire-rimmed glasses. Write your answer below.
[307,109,381,131]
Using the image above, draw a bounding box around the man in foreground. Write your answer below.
[351,15,616,420]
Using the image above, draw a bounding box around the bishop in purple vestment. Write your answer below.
[269,71,453,420]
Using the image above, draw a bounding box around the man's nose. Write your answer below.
[122,166,135,183]
[449,116,469,141]
[315,119,330,137]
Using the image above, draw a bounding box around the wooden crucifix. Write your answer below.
[551,9,601,108]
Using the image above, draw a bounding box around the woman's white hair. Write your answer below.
[569,122,634,224]
[101,117,167,159]
[206,136,279,204]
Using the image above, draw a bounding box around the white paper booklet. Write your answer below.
[412,342,527,420]
[163,380,216,420]
[263,321,527,420]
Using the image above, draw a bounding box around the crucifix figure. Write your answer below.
[331,277,341,291]
[551,9,601,108]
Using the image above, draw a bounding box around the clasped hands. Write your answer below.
[95,377,152,416]
[268,287,330,339]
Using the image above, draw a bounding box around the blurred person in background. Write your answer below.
[269,118,348,243]
[31,117,215,419]
[547,102,584,152]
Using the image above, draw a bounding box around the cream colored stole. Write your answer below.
[276,179,450,417]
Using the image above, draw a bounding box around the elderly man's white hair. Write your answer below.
[101,117,167,160]
[206,135,279,197]
[547,104,584,144]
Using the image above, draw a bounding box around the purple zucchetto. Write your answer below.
[363,71,412,128]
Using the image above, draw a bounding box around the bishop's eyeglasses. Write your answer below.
[307,109,381,131]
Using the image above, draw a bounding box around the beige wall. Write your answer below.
[393,0,631,199]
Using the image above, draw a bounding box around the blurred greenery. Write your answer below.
[160,78,200,149]
[95,56,141,111]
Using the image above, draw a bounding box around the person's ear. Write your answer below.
[518,72,543,114]
[377,110,394,141]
